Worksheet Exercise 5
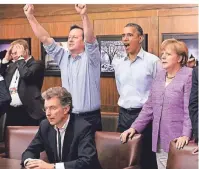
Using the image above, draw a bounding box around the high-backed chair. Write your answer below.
[5,126,39,159]
[4,126,142,169]
[95,131,142,169]
[167,140,198,169]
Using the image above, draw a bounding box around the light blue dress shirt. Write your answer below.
[114,48,159,109]
[44,40,101,113]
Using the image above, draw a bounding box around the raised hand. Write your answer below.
[11,44,26,61]
[23,4,34,17]
[4,45,13,61]
[75,4,87,15]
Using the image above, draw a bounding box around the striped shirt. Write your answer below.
[44,40,101,113]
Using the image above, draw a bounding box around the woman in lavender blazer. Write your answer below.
[120,39,192,169]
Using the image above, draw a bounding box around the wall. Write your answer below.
[0,4,198,112]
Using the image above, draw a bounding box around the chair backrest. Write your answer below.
[6,126,142,169]
[95,131,142,169]
[101,112,118,132]
[167,140,198,169]
[5,126,42,160]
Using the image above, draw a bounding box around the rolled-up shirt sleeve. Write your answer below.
[85,40,100,67]
[43,40,69,69]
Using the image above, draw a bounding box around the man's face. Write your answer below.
[67,28,85,53]
[122,26,142,54]
[44,97,69,128]
[10,44,29,61]
[10,45,20,61]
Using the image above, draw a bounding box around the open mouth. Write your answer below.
[123,43,130,47]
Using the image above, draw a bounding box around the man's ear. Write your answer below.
[25,49,29,56]
[63,105,70,114]
[139,36,144,44]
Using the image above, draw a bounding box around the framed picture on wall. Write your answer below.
[0,38,31,60]
[97,34,148,77]
[41,37,68,76]
[162,33,198,61]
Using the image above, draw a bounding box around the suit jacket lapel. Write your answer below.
[155,70,166,94]
[62,115,75,161]
[26,57,34,66]
[6,62,17,85]
[47,126,58,162]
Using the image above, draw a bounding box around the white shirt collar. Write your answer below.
[54,115,70,131]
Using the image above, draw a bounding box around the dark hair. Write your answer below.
[70,24,84,40]
[42,86,73,113]
[125,23,143,36]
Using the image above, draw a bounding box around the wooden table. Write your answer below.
[0,158,24,169]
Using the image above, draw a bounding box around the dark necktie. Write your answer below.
[57,128,62,161]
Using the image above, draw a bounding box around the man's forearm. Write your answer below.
[81,14,95,43]
[26,15,51,45]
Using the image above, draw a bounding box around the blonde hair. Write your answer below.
[11,39,30,55]
[160,38,188,66]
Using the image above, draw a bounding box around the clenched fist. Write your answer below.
[75,4,87,15]
[23,4,34,17]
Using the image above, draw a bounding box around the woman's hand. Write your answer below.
[174,136,189,149]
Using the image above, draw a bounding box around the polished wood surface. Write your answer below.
[0,4,197,19]
[0,158,23,169]
[0,5,198,112]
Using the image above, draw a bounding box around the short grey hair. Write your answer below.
[42,87,73,112]
[125,23,143,36]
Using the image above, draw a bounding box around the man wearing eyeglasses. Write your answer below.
[113,23,159,169]
[24,4,102,132]
[0,39,45,126]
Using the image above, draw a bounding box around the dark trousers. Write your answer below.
[117,107,157,169]
[72,109,102,133]
[6,106,42,126]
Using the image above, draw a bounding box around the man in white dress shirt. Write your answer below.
[114,23,159,169]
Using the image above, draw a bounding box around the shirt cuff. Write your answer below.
[0,75,4,81]
[24,158,33,166]
[2,58,9,64]
[43,39,56,52]
[55,162,65,169]
[85,39,98,47]
[18,56,25,60]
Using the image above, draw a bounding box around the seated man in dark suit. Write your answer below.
[21,86,101,169]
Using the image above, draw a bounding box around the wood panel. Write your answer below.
[0,4,197,19]
[0,5,198,112]
[100,78,119,112]
[94,17,159,55]
[159,15,198,53]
